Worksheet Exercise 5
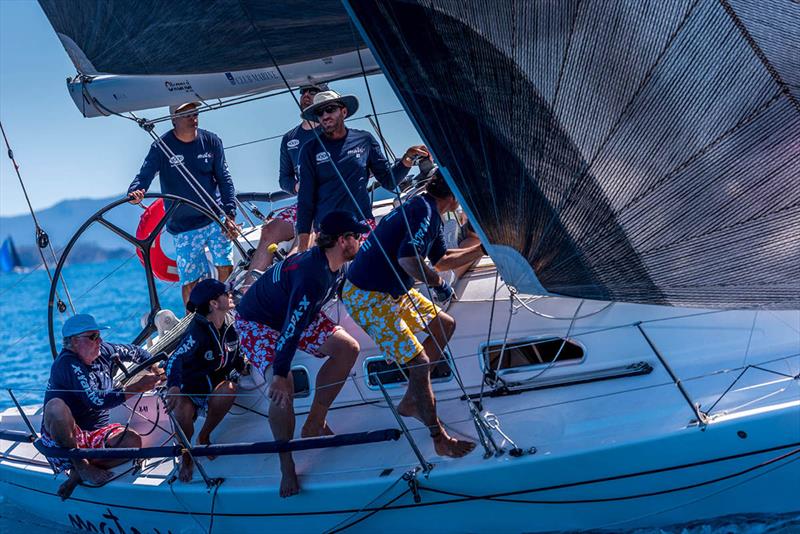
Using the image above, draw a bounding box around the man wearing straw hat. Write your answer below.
[294,90,429,251]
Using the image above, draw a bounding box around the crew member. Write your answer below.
[41,314,162,500]
[295,90,429,251]
[342,173,483,458]
[165,279,246,482]
[128,102,239,305]
[235,211,368,498]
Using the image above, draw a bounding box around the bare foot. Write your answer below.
[300,420,334,438]
[197,434,216,460]
[57,469,81,501]
[433,431,476,458]
[74,459,114,486]
[178,453,194,482]
[279,464,300,498]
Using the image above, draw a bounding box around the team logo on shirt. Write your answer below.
[204,350,215,361]
[316,152,330,163]
[275,295,311,351]
[174,335,195,356]
[197,152,213,163]
[287,139,300,149]
[169,155,185,167]
[347,147,365,158]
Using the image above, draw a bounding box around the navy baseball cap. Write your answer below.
[62,314,110,338]
[188,279,228,307]
[318,210,371,236]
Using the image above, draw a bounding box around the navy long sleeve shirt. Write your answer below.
[347,194,447,298]
[166,313,244,395]
[236,247,341,377]
[43,342,151,430]
[128,129,236,234]
[278,124,321,195]
[295,128,410,234]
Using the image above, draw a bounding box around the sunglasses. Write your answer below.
[75,332,101,341]
[314,105,343,117]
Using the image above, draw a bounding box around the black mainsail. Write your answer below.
[345,0,799,309]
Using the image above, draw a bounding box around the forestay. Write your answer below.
[346,0,800,309]
[38,0,378,116]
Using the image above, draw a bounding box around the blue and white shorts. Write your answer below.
[173,222,233,284]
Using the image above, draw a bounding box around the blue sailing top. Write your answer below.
[43,342,151,430]
[128,129,236,234]
[347,194,447,298]
[278,124,320,194]
[236,247,341,377]
[295,128,410,234]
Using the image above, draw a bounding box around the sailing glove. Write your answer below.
[432,280,454,302]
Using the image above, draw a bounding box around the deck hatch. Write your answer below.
[364,351,454,389]
[482,337,584,374]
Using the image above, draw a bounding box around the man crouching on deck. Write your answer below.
[235,211,368,497]
[165,279,247,482]
[41,314,163,499]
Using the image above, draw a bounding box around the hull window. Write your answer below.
[482,338,583,373]
[364,351,454,389]
[292,366,310,398]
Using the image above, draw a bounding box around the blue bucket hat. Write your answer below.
[62,314,110,338]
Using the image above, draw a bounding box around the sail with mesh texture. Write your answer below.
[345,0,800,309]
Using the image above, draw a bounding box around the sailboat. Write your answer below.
[0,236,23,273]
[0,1,797,533]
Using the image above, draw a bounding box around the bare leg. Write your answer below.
[43,399,114,499]
[216,265,233,283]
[197,381,238,456]
[301,330,359,438]
[170,396,197,482]
[402,352,475,458]
[244,219,295,286]
[398,312,455,416]
[268,373,300,497]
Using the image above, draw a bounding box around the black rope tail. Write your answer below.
[0,120,75,314]
[326,488,411,533]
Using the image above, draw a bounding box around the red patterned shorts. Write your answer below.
[235,312,341,376]
[40,423,126,472]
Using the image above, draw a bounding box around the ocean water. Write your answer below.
[0,262,798,533]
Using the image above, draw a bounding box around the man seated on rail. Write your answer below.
[128,101,240,306]
[235,211,368,498]
[342,173,483,458]
[41,314,163,500]
[294,90,429,251]
[165,279,247,482]
[244,83,328,286]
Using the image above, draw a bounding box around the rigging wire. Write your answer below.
[0,121,75,315]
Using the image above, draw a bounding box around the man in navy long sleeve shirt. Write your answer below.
[294,91,430,252]
[41,314,163,500]
[128,101,239,305]
[235,211,368,498]
[245,83,326,284]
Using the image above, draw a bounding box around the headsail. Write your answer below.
[346,0,800,309]
[0,236,22,273]
[38,0,378,117]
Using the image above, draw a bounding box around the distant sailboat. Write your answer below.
[0,236,22,273]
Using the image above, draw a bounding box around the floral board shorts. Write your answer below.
[342,281,440,364]
[234,312,341,376]
[173,222,234,284]
[39,423,125,472]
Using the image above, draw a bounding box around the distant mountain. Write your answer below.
[0,196,141,252]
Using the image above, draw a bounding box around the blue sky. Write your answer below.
[0,1,421,218]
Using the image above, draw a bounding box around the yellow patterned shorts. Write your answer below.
[342,280,440,364]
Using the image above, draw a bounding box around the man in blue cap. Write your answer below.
[41,314,163,500]
[236,210,368,498]
[165,278,246,482]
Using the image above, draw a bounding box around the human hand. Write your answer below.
[268,375,293,409]
[165,386,181,413]
[126,370,164,394]
[224,218,240,240]
[128,189,146,204]
[402,145,429,167]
